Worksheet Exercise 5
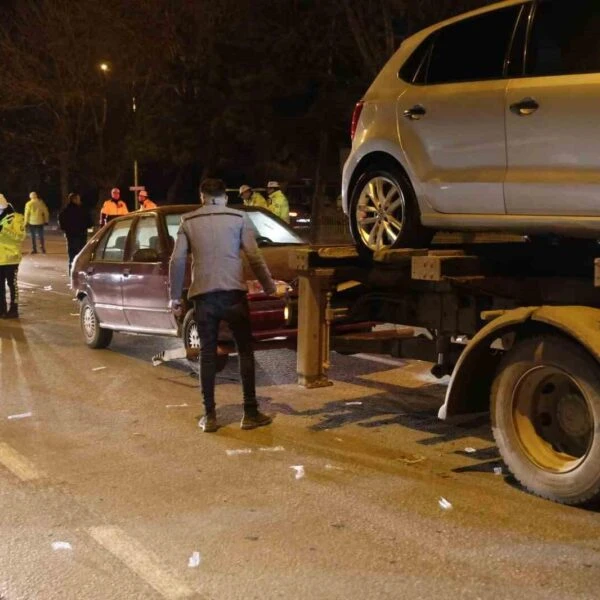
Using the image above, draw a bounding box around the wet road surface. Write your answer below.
[1,234,599,599]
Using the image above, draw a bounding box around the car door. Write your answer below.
[121,213,177,334]
[505,0,600,216]
[86,217,133,327]
[397,3,523,215]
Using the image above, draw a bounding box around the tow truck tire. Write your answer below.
[182,308,228,372]
[80,297,112,349]
[349,164,432,258]
[491,335,600,506]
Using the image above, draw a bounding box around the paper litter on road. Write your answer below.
[226,449,253,456]
[51,541,72,551]
[7,412,32,420]
[438,497,453,511]
[152,347,187,366]
[290,465,305,480]
[165,403,189,409]
[325,464,344,471]
[258,446,285,453]
[334,438,343,443]
[188,551,201,568]
[91,366,107,372]
[464,447,477,454]
[345,401,363,406]
[43,285,53,291]
[69,313,79,317]
[397,454,426,465]
[494,467,503,476]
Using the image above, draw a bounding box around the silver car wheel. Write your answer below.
[82,305,97,340]
[356,176,405,251]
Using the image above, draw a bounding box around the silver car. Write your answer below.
[342,0,600,254]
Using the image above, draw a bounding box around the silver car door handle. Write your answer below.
[403,104,427,120]
[510,97,539,116]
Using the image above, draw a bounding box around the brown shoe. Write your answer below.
[241,410,272,430]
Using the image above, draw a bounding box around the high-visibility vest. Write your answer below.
[100,199,128,225]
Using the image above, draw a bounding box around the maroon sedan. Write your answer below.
[72,205,368,364]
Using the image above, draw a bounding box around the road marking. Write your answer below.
[352,353,406,367]
[0,443,42,481]
[87,526,195,599]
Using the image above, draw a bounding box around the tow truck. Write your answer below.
[291,236,600,506]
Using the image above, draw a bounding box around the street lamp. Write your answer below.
[98,61,141,209]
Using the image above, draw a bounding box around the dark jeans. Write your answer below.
[29,224,45,252]
[0,264,18,312]
[194,290,256,413]
[66,234,87,272]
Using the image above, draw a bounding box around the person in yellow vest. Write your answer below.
[138,190,157,210]
[239,185,267,208]
[266,181,290,223]
[0,194,26,318]
[100,187,128,226]
[24,191,49,254]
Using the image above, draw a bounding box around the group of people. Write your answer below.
[99,187,156,226]
[239,181,290,224]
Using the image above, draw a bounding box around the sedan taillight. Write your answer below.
[350,101,364,142]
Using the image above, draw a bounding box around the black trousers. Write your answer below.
[0,264,18,312]
[194,290,256,413]
[66,234,87,272]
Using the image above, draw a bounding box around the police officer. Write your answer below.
[100,188,128,226]
[169,178,281,433]
[138,190,157,210]
[239,184,267,208]
[266,181,290,223]
[0,194,26,318]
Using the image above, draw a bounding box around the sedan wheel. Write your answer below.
[80,297,112,349]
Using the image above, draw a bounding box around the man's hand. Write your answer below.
[169,299,184,318]
[272,282,290,299]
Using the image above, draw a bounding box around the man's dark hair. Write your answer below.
[68,192,79,203]
[200,178,226,198]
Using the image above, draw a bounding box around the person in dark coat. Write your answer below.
[58,193,92,273]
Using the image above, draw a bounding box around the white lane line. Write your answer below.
[0,443,43,481]
[87,526,195,600]
[352,353,407,367]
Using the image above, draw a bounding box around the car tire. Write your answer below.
[182,308,228,372]
[349,164,432,257]
[80,297,112,349]
[491,335,600,506]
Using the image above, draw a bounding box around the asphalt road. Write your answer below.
[1,233,599,600]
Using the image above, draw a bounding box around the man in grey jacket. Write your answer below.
[169,178,278,432]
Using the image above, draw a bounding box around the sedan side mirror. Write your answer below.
[132,248,160,262]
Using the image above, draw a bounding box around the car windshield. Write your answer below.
[165,209,303,245]
[246,211,303,244]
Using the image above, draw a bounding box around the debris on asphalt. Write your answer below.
[334,438,343,442]
[43,285,53,291]
[325,464,344,471]
[464,447,477,454]
[226,449,253,456]
[7,412,32,420]
[258,446,285,453]
[69,313,79,317]
[51,541,73,551]
[188,551,201,568]
[166,403,189,408]
[91,366,107,372]
[152,348,188,366]
[290,465,305,480]
[438,497,453,511]
[397,454,426,465]
[494,467,503,476]
[345,401,363,406]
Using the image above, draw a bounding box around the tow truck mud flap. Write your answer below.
[439,305,600,420]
